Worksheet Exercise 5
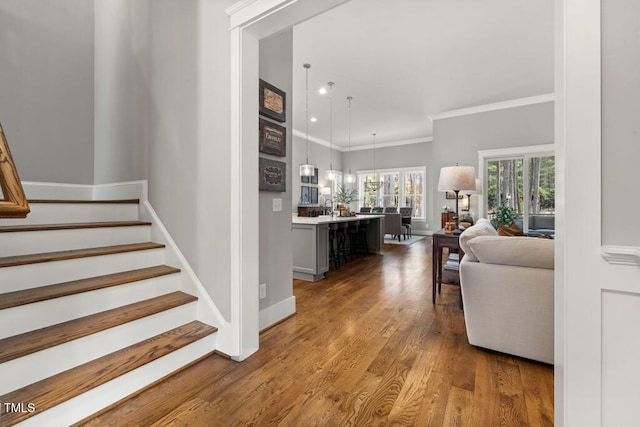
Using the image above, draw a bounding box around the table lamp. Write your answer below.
[438,164,476,234]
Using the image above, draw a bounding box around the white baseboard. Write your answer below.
[259,296,296,331]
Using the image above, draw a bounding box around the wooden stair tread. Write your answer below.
[0,265,181,310]
[0,321,217,425]
[0,291,198,364]
[0,221,152,233]
[27,199,140,204]
[0,242,165,268]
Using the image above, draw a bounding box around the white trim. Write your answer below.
[477,144,555,219]
[259,296,296,331]
[357,166,427,220]
[428,93,555,122]
[292,129,432,151]
[601,246,640,266]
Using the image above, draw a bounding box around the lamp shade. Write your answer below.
[437,166,476,192]
[467,178,483,195]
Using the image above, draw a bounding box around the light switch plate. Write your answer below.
[273,198,282,212]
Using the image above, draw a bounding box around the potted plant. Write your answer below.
[490,204,520,229]
[334,185,358,213]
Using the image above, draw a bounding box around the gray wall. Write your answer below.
[0,0,95,184]
[292,136,343,212]
[432,101,555,229]
[259,30,294,316]
[94,0,150,184]
[601,0,640,246]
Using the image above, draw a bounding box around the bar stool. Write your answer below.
[328,223,340,270]
[337,222,349,264]
[356,218,370,255]
[347,220,359,261]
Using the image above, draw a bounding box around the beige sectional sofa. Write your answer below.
[458,219,554,364]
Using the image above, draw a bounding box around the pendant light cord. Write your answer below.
[304,64,310,164]
[347,96,352,175]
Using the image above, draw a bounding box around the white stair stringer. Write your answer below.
[0,301,198,395]
[17,333,217,427]
[0,247,166,293]
[141,199,233,355]
[0,224,151,258]
[0,273,181,339]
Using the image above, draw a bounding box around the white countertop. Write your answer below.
[292,214,385,225]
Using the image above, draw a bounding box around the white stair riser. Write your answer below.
[17,333,216,427]
[0,302,199,395]
[0,248,166,293]
[0,274,182,339]
[0,203,139,226]
[0,226,151,257]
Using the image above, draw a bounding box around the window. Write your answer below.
[357,167,426,219]
[480,145,554,232]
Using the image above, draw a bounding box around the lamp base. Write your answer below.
[452,229,462,236]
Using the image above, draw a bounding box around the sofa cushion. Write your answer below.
[467,235,554,269]
[459,219,497,262]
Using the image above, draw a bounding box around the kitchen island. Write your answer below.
[292,214,385,281]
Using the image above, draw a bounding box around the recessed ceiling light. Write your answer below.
[318,87,327,95]
[310,117,318,122]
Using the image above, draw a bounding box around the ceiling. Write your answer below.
[291,0,554,151]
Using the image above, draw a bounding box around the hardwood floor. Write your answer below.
[78,237,553,426]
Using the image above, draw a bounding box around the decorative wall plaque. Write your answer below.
[259,118,286,157]
[259,79,286,122]
[259,157,286,192]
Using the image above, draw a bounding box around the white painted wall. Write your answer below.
[258,30,295,327]
[432,101,554,228]
[0,0,95,184]
[146,0,235,320]
[94,0,150,185]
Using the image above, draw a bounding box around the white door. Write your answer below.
[558,0,640,425]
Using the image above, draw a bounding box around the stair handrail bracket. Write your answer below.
[0,121,30,218]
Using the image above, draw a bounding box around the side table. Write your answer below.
[432,229,465,306]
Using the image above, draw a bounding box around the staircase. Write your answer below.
[0,199,218,426]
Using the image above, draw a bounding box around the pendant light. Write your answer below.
[300,63,315,177]
[326,82,339,181]
[344,96,356,184]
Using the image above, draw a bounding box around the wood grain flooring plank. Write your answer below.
[443,385,474,426]
[497,360,530,426]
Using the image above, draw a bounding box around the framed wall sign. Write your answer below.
[259,158,286,192]
[259,79,286,122]
[446,191,464,200]
[301,186,310,204]
[259,118,286,157]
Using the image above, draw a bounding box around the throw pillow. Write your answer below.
[459,218,498,262]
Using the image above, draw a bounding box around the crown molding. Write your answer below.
[428,93,555,122]
[226,0,258,16]
[292,129,432,152]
